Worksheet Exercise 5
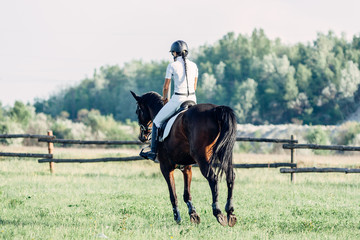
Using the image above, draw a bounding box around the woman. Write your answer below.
[140,40,198,160]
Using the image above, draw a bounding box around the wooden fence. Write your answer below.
[281,142,360,178]
[0,133,55,159]
[1,131,297,178]
[1,131,360,182]
[0,131,56,172]
[36,135,297,176]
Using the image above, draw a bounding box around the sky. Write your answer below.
[0,0,359,106]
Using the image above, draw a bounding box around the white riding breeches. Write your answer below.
[153,94,196,128]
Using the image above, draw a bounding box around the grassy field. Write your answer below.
[1,146,360,239]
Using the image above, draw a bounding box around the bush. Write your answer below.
[305,127,330,155]
[0,121,9,145]
[23,113,52,146]
[0,102,139,147]
[51,119,75,140]
[343,122,360,145]
[0,120,24,146]
[80,110,137,141]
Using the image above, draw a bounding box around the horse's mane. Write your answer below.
[140,91,164,114]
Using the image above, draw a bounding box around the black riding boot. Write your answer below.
[140,125,158,161]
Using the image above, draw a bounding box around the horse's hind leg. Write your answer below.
[160,164,181,224]
[225,168,237,227]
[198,162,227,226]
[182,165,200,224]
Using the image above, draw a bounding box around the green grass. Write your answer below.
[1,153,360,239]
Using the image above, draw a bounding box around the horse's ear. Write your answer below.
[130,91,140,102]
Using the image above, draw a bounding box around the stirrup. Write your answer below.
[140,148,158,162]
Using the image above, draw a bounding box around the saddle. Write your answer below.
[157,100,196,141]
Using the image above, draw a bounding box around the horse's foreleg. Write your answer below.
[225,168,237,227]
[182,165,200,224]
[160,164,181,224]
[198,163,227,226]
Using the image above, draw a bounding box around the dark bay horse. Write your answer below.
[130,91,237,227]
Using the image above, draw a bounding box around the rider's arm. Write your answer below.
[163,78,171,103]
[194,77,198,91]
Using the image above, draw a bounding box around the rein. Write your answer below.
[140,121,152,135]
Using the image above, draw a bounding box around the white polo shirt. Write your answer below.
[165,56,198,94]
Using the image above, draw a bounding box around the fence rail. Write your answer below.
[236,137,297,143]
[280,167,360,174]
[232,163,296,168]
[37,158,296,169]
[283,143,360,151]
[38,139,144,145]
[0,152,53,158]
[0,134,55,139]
[38,156,144,163]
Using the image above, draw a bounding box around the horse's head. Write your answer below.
[130,91,153,142]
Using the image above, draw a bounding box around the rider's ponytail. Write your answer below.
[181,51,190,96]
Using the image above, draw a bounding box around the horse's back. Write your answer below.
[162,103,236,166]
[163,104,218,149]
[169,104,220,155]
[186,103,220,143]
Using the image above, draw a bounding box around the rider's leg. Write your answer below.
[140,97,180,160]
[140,124,158,160]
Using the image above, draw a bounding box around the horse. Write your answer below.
[130,91,237,227]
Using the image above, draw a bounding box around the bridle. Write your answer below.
[139,121,152,141]
[136,104,152,142]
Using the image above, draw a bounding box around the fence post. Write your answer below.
[290,135,296,183]
[47,130,54,173]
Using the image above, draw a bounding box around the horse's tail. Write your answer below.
[209,106,237,180]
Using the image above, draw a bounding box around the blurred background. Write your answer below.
[1,0,360,151]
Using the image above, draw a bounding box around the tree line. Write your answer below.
[34,29,360,125]
[0,101,138,145]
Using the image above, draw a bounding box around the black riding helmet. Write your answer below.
[170,40,188,57]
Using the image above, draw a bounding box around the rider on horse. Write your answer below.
[140,40,199,160]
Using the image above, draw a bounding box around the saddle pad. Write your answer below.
[158,112,182,142]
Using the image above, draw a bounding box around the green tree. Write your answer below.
[295,64,312,92]
[338,61,360,100]
[0,101,3,121]
[251,54,298,123]
[9,101,34,126]
[231,78,258,123]
[33,30,360,125]
[197,73,217,103]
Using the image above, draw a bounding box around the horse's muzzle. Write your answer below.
[138,133,150,143]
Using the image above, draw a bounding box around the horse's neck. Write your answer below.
[145,96,163,121]
[148,106,161,121]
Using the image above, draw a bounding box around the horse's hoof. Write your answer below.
[216,213,228,226]
[227,214,237,227]
[174,215,181,224]
[173,208,181,224]
[190,212,200,224]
